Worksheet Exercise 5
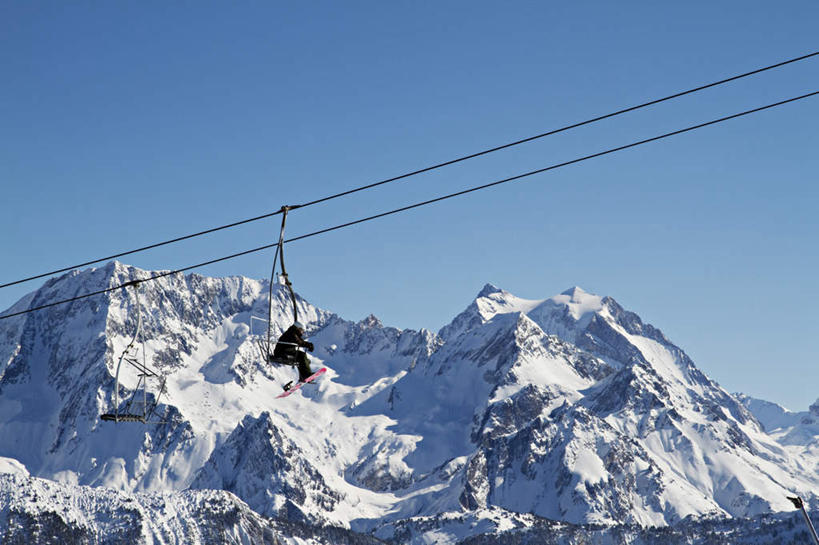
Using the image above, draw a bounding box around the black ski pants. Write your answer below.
[295,351,313,382]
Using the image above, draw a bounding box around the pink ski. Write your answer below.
[276,367,327,399]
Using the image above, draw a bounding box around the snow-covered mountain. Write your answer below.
[738,394,819,488]
[739,394,819,443]
[0,263,817,544]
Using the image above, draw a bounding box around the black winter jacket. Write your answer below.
[273,325,313,357]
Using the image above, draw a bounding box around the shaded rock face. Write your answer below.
[189,412,342,521]
[461,389,670,525]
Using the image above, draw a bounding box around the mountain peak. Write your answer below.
[359,314,383,329]
[442,285,606,342]
[477,283,502,298]
[548,287,604,323]
[560,286,588,300]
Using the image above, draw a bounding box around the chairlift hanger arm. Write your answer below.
[264,205,301,363]
[109,281,143,418]
[276,207,299,323]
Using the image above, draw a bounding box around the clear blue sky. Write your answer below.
[1,2,817,409]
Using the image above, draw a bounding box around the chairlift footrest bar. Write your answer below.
[100,413,146,423]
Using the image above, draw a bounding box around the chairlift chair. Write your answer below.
[257,206,304,367]
[100,281,167,424]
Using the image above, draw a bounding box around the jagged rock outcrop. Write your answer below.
[190,412,343,521]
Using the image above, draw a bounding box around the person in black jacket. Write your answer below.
[273,321,314,388]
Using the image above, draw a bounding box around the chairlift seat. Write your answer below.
[268,352,299,367]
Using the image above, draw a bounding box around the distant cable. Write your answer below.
[2,89,816,321]
[0,209,295,290]
[283,90,819,244]
[295,51,819,209]
[2,50,818,291]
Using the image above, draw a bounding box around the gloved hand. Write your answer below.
[306,342,315,352]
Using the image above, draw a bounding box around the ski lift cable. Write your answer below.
[1,50,817,291]
[282,89,819,245]
[1,88,817,322]
[293,50,819,210]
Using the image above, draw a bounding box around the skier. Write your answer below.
[273,321,315,390]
